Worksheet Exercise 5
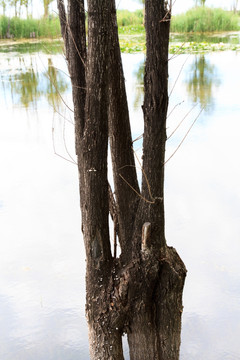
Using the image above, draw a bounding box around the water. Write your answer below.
[0,42,240,359]
[170,31,240,45]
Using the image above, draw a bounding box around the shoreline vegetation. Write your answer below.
[0,7,240,53]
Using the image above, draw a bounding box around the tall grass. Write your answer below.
[117,9,144,27]
[0,15,61,39]
[1,7,238,40]
[171,7,240,33]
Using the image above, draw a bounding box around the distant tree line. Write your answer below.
[0,0,54,18]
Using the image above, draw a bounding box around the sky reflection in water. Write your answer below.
[0,45,240,359]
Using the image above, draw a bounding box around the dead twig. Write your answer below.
[167,103,198,140]
[169,55,189,98]
[164,107,204,166]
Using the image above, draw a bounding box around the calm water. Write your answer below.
[170,31,240,44]
[0,42,240,359]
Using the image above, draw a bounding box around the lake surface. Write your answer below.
[170,30,240,44]
[0,42,240,359]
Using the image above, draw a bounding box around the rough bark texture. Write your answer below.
[108,1,140,259]
[57,0,186,359]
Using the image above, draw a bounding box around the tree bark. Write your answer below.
[108,0,140,258]
[57,0,186,359]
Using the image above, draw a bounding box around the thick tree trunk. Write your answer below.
[57,0,186,359]
[128,247,186,360]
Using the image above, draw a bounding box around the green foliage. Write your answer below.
[0,14,8,37]
[117,9,143,27]
[0,15,61,38]
[43,0,54,18]
[37,16,61,38]
[171,7,240,33]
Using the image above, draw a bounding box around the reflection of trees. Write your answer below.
[45,58,69,111]
[185,54,220,111]
[132,55,220,113]
[8,58,41,109]
[2,55,69,110]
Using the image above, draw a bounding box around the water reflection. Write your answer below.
[132,54,220,113]
[170,31,240,44]
[0,53,69,111]
[184,54,220,111]
[1,45,240,360]
[45,58,69,110]
[7,57,41,109]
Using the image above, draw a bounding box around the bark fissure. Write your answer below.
[57,0,186,359]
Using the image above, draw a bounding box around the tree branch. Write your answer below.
[108,0,140,258]
[134,0,171,253]
[68,0,86,138]
[80,0,112,270]
[57,0,69,55]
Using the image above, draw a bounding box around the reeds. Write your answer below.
[0,15,61,39]
[117,9,144,27]
[171,7,240,33]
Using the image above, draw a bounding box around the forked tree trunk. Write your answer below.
[57,1,186,359]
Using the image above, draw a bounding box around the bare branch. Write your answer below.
[167,103,198,140]
[52,120,77,165]
[164,107,204,165]
[57,0,69,53]
[168,43,187,61]
[169,55,189,98]
[108,0,140,255]
[119,174,155,205]
[63,116,77,164]
[167,100,184,120]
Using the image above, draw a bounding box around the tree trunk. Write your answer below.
[57,0,186,359]
[43,0,52,18]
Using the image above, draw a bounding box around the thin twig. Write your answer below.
[49,102,74,125]
[119,174,155,204]
[160,0,176,22]
[169,55,189,98]
[52,118,77,165]
[164,107,204,165]
[63,115,77,164]
[133,147,155,202]
[39,54,74,113]
[168,43,187,62]
[48,65,71,79]
[167,100,184,120]
[167,103,198,140]
[132,133,143,143]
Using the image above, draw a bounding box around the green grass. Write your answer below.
[0,15,61,39]
[117,9,144,27]
[1,7,240,54]
[0,10,144,39]
[171,7,240,33]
